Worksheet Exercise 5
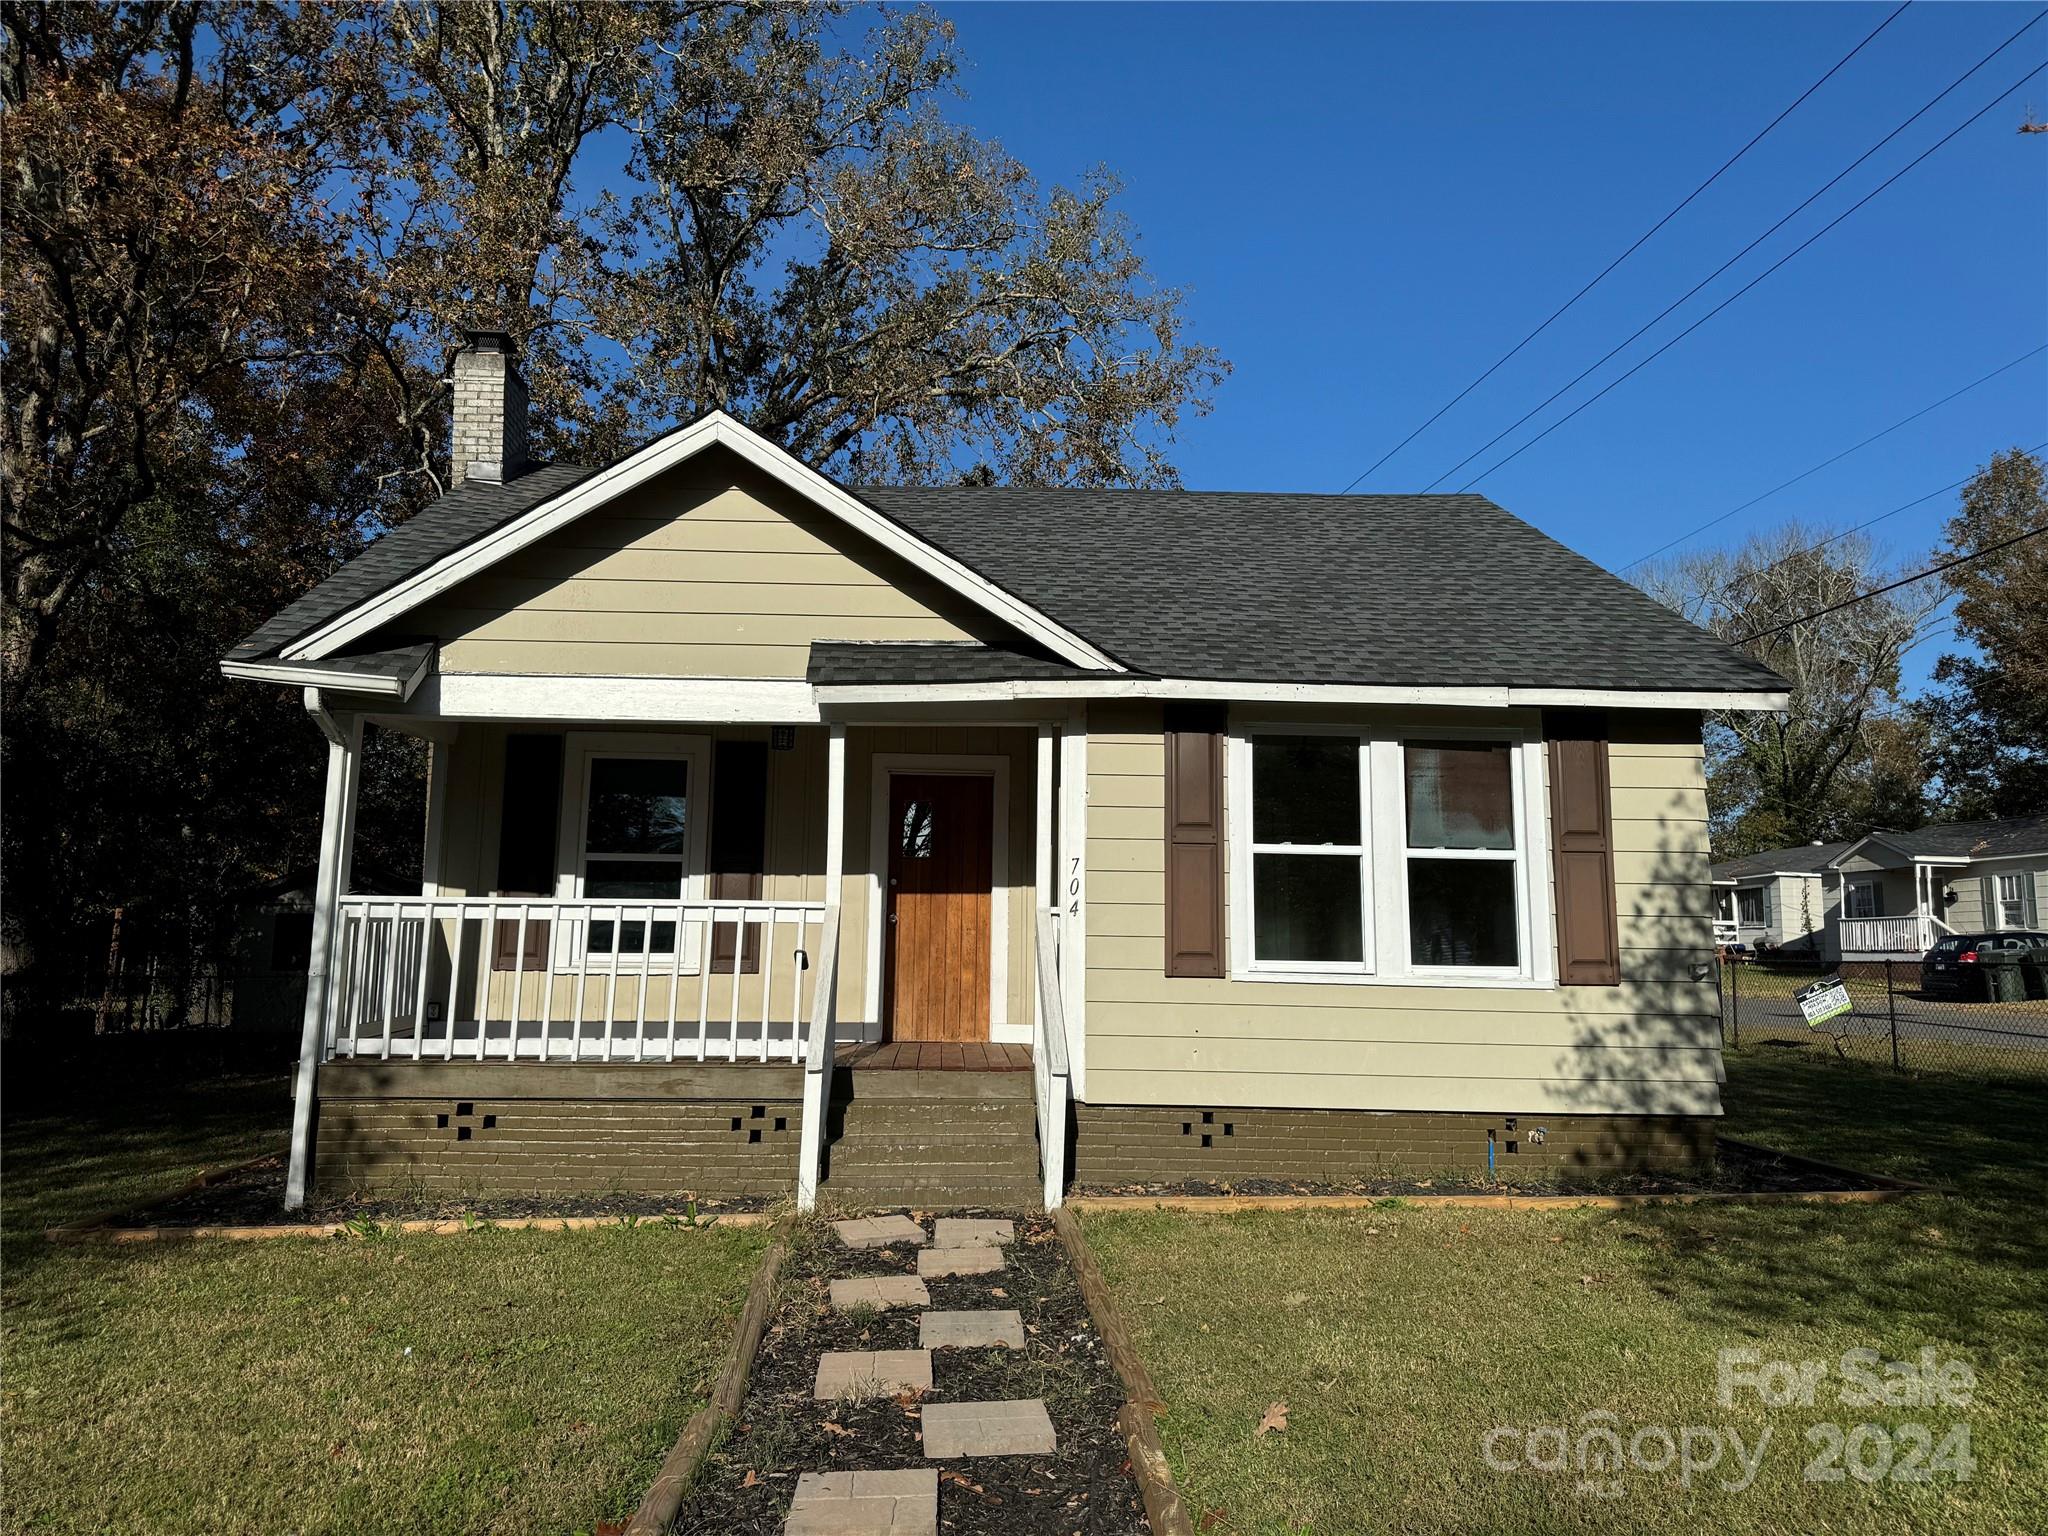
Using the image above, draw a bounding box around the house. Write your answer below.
[1827,815,2048,960]
[1708,841,1849,954]
[220,332,1788,1211]
[1712,816,2048,962]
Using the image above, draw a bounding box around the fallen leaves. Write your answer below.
[1255,1401,1289,1437]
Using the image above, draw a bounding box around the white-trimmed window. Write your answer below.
[1736,887,1765,926]
[1997,873,2027,929]
[1229,727,1547,985]
[556,733,709,961]
[1846,879,1882,920]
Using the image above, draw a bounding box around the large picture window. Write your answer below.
[1231,727,1545,985]
[1736,887,1765,925]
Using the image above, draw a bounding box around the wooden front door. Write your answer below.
[883,773,994,1041]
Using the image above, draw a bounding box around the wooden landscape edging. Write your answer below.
[623,1224,791,1536]
[47,1210,777,1244]
[1068,1136,1931,1216]
[1050,1206,1194,1536]
[43,1151,778,1245]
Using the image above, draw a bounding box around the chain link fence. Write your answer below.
[1718,954,2048,1080]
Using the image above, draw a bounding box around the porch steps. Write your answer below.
[821,1068,1042,1210]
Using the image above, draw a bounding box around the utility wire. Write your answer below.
[1734,522,2048,643]
[1620,345,2048,569]
[1450,49,2048,492]
[1768,438,2047,567]
[1333,2,1912,493]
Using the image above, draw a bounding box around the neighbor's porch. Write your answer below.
[1831,857,1964,959]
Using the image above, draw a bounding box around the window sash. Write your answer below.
[1244,735,1373,973]
[562,741,708,963]
[1736,888,1765,925]
[1398,739,1528,977]
[1998,874,2026,927]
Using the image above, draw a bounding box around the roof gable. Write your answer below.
[241,412,1120,672]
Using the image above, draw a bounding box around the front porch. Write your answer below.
[1832,857,1963,960]
[292,710,1082,1212]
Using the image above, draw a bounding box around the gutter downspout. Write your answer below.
[286,689,361,1210]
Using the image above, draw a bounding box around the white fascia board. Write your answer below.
[815,676,1787,712]
[410,672,821,724]
[220,653,428,699]
[280,413,1121,673]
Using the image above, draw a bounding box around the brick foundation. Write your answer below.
[313,1061,803,1199]
[1071,1105,1714,1186]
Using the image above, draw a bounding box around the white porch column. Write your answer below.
[1034,723,1055,1037]
[286,696,363,1211]
[1057,706,1088,1097]
[823,722,847,900]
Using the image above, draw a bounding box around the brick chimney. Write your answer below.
[449,330,529,487]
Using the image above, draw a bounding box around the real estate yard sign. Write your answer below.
[1796,975,1854,1028]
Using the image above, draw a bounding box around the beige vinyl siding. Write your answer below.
[397,449,1016,676]
[420,721,1037,1033]
[1081,702,1723,1116]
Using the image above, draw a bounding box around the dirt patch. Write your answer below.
[93,1155,768,1229]
[1071,1138,1890,1202]
[676,1211,1146,1535]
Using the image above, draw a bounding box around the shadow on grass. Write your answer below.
[2,1034,293,1274]
[1603,1049,2048,1345]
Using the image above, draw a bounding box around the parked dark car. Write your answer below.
[1921,931,2048,999]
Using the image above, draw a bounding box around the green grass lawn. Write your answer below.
[1,1043,770,1536]
[1081,1049,2048,1536]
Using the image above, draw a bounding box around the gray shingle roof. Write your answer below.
[807,642,1081,686]
[1862,814,2048,861]
[230,463,591,658]
[231,437,1782,696]
[1712,841,1853,880]
[859,487,1784,692]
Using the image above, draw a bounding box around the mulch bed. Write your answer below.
[1071,1138,1888,1202]
[95,1154,769,1229]
[675,1211,1146,1535]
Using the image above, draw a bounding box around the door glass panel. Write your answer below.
[1404,742,1514,849]
[1252,737,1360,845]
[1253,852,1364,963]
[900,799,935,859]
[586,758,688,854]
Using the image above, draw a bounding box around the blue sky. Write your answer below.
[922,1,2047,684]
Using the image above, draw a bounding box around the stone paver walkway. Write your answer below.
[920,1309,1025,1349]
[784,1469,938,1536]
[813,1348,933,1400]
[832,1214,928,1249]
[787,1215,1055,1533]
[921,1399,1058,1459]
[916,1244,1003,1277]
[828,1274,931,1311]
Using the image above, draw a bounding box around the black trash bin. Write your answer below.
[1980,955,2027,1004]
[2019,947,2048,1002]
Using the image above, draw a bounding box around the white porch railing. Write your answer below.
[1840,914,1939,955]
[1033,908,1073,1209]
[1711,918,1740,947]
[795,907,841,1212]
[327,896,829,1062]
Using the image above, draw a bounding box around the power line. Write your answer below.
[1451,49,2048,492]
[1620,345,2048,569]
[1734,522,2048,643]
[1775,438,2046,566]
[1333,3,1912,494]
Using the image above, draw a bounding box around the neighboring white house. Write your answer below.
[1708,840,1848,953]
[220,332,1793,1211]
[1714,815,2048,961]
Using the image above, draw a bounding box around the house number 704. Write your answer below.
[1068,856,1082,916]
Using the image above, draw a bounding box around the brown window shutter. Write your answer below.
[1545,711,1620,986]
[490,910,551,972]
[710,740,768,974]
[1164,705,1226,978]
